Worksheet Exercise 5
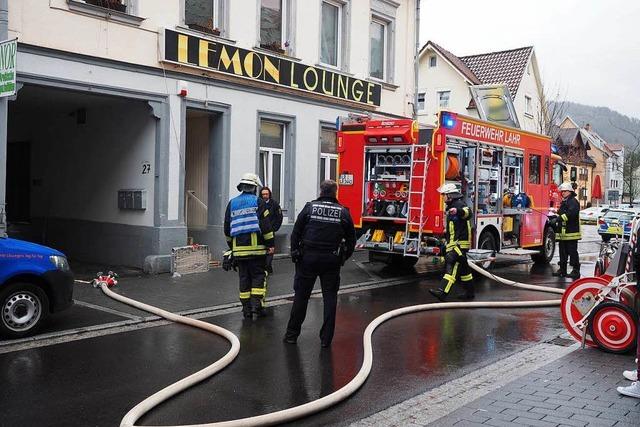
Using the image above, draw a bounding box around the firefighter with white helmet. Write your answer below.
[224,172,275,319]
[429,183,475,301]
[552,182,581,279]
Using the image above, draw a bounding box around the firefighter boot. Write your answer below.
[566,265,581,280]
[457,283,475,301]
[552,265,567,277]
[242,303,253,319]
[429,288,448,302]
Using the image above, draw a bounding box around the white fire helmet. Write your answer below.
[237,172,263,190]
[437,183,460,195]
[558,182,575,193]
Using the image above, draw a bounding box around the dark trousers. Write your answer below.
[237,256,267,313]
[440,247,474,295]
[558,240,579,269]
[285,251,341,345]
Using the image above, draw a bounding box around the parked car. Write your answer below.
[0,237,74,338]
[598,208,640,241]
[580,205,610,224]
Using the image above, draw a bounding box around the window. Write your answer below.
[320,127,338,184]
[437,90,450,109]
[525,95,532,116]
[259,120,285,203]
[429,56,437,67]
[417,91,426,111]
[321,0,342,67]
[185,0,225,36]
[544,155,549,185]
[528,154,541,184]
[369,18,386,80]
[260,0,286,52]
[570,167,577,182]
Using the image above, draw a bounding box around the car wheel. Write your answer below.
[0,283,49,338]
[601,234,611,242]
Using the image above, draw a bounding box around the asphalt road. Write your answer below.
[0,226,604,427]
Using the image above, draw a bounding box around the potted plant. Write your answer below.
[187,18,221,36]
[260,41,286,55]
[85,0,127,13]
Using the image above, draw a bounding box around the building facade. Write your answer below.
[555,117,596,208]
[605,143,624,205]
[5,0,417,268]
[416,41,544,133]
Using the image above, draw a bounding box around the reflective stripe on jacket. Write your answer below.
[557,194,581,241]
[224,192,274,258]
[445,198,473,251]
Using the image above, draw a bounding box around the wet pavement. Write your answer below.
[0,225,619,427]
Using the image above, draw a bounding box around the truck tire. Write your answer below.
[390,254,419,269]
[531,227,556,264]
[0,282,49,338]
[477,231,497,269]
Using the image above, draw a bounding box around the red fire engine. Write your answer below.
[337,111,562,267]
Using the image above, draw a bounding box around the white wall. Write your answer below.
[513,54,543,133]
[416,46,477,127]
[8,0,415,117]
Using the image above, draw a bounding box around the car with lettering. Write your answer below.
[598,208,640,241]
[0,237,74,338]
[580,205,609,224]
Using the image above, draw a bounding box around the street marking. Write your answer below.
[350,333,578,427]
[73,299,143,320]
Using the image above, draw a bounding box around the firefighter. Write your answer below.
[429,183,475,302]
[552,182,581,279]
[224,173,275,319]
[283,180,356,348]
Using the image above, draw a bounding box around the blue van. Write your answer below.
[0,237,74,338]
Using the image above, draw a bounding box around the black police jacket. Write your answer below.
[444,197,473,251]
[291,196,356,259]
[557,194,581,240]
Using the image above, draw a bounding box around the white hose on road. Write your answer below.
[100,263,565,427]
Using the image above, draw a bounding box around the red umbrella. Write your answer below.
[591,174,603,200]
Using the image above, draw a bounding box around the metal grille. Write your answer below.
[171,245,210,275]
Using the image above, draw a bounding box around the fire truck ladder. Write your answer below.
[403,145,429,257]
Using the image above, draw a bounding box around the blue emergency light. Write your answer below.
[441,112,456,129]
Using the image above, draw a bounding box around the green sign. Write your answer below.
[0,38,17,98]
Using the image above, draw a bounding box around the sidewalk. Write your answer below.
[353,342,638,427]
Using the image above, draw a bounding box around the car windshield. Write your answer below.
[604,210,636,222]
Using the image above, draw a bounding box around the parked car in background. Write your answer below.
[580,205,610,224]
[0,237,74,338]
[598,208,640,241]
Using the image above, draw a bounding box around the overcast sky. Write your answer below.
[420,0,640,119]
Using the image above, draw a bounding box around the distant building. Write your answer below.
[553,117,596,208]
[417,41,544,132]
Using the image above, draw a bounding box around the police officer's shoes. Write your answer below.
[429,288,447,302]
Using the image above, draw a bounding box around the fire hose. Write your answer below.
[98,261,565,427]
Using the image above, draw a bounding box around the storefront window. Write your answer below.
[259,120,285,203]
[320,127,338,184]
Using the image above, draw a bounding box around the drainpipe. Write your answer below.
[0,0,8,237]
[412,0,420,120]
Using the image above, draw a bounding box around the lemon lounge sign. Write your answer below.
[163,29,382,107]
[0,38,17,98]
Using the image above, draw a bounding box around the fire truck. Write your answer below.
[337,111,561,267]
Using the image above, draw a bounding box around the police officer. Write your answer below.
[429,183,475,301]
[224,173,275,319]
[552,182,581,279]
[283,180,356,348]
